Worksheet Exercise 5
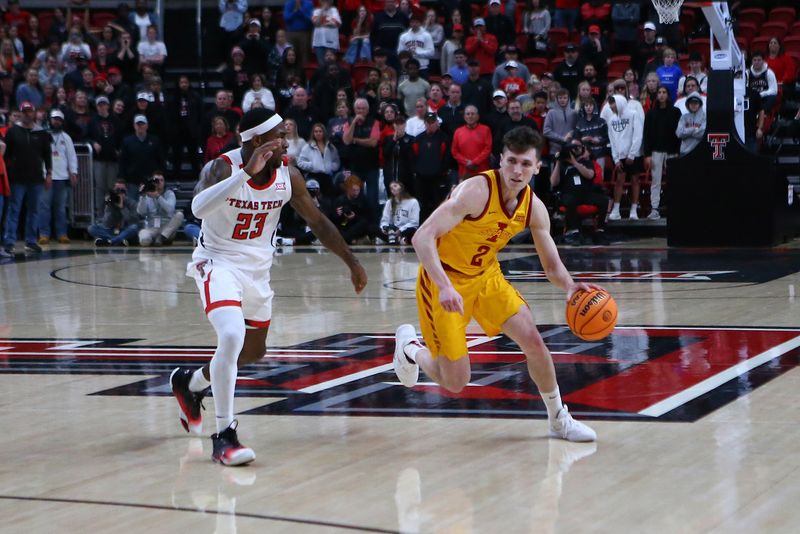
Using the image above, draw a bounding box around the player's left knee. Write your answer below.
[520,331,547,356]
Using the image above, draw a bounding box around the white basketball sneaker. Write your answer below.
[548,405,597,442]
[393,324,420,387]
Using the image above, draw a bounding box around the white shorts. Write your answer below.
[187,259,273,328]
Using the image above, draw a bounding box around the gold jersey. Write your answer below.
[437,170,532,277]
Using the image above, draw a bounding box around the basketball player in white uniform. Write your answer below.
[170,108,368,466]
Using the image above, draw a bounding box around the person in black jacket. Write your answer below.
[118,114,164,202]
[88,96,123,217]
[642,85,681,220]
[2,101,52,255]
[168,75,203,179]
[382,116,414,196]
[493,99,539,159]
[412,112,451,222]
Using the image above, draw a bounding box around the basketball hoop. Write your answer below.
[651,0,684,24]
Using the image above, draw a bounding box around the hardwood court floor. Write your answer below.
[1,239,800,533]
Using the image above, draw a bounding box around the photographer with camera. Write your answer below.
[88,178,140,246]
[136,171,184,246]
[332,174,377,245]
[550,139,610,246]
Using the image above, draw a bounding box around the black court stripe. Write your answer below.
[0,495,400,533]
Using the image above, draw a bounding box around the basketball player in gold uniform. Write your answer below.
[394,126,601,441]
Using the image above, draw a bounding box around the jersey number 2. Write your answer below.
[470,245,491,267]
[232,213,268,240]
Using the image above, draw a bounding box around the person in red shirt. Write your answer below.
[204,116,233,162]
[3,1,31,36]
[767,37,797,87]
[499,62,526,100]
[427,83,446,112]
[451,105,492,179]
[465,18,498,78]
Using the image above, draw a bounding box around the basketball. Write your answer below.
[566,289,618,341]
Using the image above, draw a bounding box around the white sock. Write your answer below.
[611,202,620,213]
[631,203,639,212]
[541,387,564,420]
[189,368,211,392]
[207,307,246,433]
[403,340,422,363]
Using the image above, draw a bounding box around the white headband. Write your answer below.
[239,113,283,142]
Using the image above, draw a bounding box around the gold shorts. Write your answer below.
[416,263,527,361]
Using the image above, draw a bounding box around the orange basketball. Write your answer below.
[565,289,618,341]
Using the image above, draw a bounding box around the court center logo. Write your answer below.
[2,327,799,422]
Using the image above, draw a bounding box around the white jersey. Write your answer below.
[218,147,243,170]
[192,160,292,275]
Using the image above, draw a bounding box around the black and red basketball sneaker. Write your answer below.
[211,420,255,466]
[170,367,209,435]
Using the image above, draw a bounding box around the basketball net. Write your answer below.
[652,0,683,24]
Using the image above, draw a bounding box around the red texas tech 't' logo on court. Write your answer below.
[707,133,730,160]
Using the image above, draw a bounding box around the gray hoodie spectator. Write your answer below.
[543,89,577,153]
[675,92,706,155]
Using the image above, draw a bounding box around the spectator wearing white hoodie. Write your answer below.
[397,15,435,76]
[748,51,778,113]
[675,92,706,156]
[606,93,644,220]
[241,74,276,112]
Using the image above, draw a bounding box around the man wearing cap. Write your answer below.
[634,21,658,75]
[238,18,270,75]
[462,58,493,117]
[89,95,123,216]
[553,43,583,98]
[284,0,314,67]
[465,18,498,78]
[485,89,510,134]
[3,102,52,255]
[412,111,451,221]
[440,23,464,75]
[37,109,78,245]
[119,114,164,202]
[611,0,640,55]
[678,52,708,95]
[499,61,527,100]
[580,24,608,79]
[486,0,515,47]
[492,45,530,90]
[397,13,435,77]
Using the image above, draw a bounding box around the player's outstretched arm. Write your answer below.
[288,166,367,294]
[528,195,604,299]
[412,176,489,314]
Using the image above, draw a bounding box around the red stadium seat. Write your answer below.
[736,22,758,44]
[90,12,116,29]
[608,55,631,74]
[524,57,549,77]
[737,8,766,27]
[783,36,800,57]
[515,34,529,56]
[759,21,788,40]
[688,38,710,63]
[750,36,772,53]
[548,28,570,48]
[767,7,796,27]
[678,54,690,73]
[37,11,54,36]
[790,21,800,37]
[350,63,373,90]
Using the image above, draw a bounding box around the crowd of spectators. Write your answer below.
[0,0,798,252]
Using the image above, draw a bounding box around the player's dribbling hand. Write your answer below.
[439,286,464,315]
[243,142,276,177]
[566,282,607,301]
[350,262,368,294]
